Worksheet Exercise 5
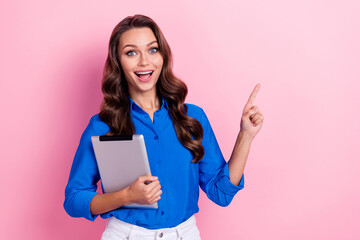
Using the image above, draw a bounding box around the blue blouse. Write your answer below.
[64,97,244,229]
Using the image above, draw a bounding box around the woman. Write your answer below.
[64,14,264,240]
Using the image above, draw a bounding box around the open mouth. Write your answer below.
[134,70,154,80]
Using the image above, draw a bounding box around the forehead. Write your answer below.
[119,27,157,47]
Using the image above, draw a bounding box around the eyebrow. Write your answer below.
[122,40,158,50]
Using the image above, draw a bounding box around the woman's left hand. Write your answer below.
[240,83,264,140]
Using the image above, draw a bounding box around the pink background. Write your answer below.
[1,0,360,239]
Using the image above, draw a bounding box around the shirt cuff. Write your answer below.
[215,161,244,196]
[76,191,100,221]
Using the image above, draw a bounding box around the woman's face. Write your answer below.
[118,27,164,97]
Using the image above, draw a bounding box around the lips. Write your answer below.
[134,70,154,82]
[134,70,154,75]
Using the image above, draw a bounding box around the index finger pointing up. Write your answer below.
[246,83,261,105]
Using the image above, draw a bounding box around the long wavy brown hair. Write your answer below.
[99,14,204,163]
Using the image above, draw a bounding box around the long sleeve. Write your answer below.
[198,108,244,207]
[63,117,101,221]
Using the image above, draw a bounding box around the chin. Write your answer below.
[135,80,158,93]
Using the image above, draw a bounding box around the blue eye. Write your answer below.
[126,51,136,56]
[149,48,158,53]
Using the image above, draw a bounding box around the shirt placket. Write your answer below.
[153,109,168,225]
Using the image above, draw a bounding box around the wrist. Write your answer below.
[238,130,254,143]
[118,186,132,206]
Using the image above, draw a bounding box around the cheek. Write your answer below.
[155,57,164,69]
[120,57,135,73]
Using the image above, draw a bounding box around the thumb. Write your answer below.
[244,108,258,118]
[140,175,158,182]
[142,175,158,185]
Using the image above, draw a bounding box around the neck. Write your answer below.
[129,89,161,111]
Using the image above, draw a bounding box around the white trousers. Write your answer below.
[101,215,201,240]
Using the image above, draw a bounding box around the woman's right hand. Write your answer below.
[126,175,162,205]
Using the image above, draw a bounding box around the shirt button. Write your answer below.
[159,232,163,238]
[154,135,159,140]
[161,211,164,215]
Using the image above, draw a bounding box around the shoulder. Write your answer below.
[184,103,210,127]
[184,103,213,136]
[83,113,111,137]
[185,103,204,118]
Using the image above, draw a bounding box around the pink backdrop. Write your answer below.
[1,0,360,239]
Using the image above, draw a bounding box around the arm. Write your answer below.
[228,131,253,186]
[228,83,264,185]
[64,117,162,219]
[90,175,161,215]
[90,188,131,215]
[63,118,102,221]
[198,108,244,207]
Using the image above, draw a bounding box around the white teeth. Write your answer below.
[135,71,153,75]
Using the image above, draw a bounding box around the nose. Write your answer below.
[138,53,149,66]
